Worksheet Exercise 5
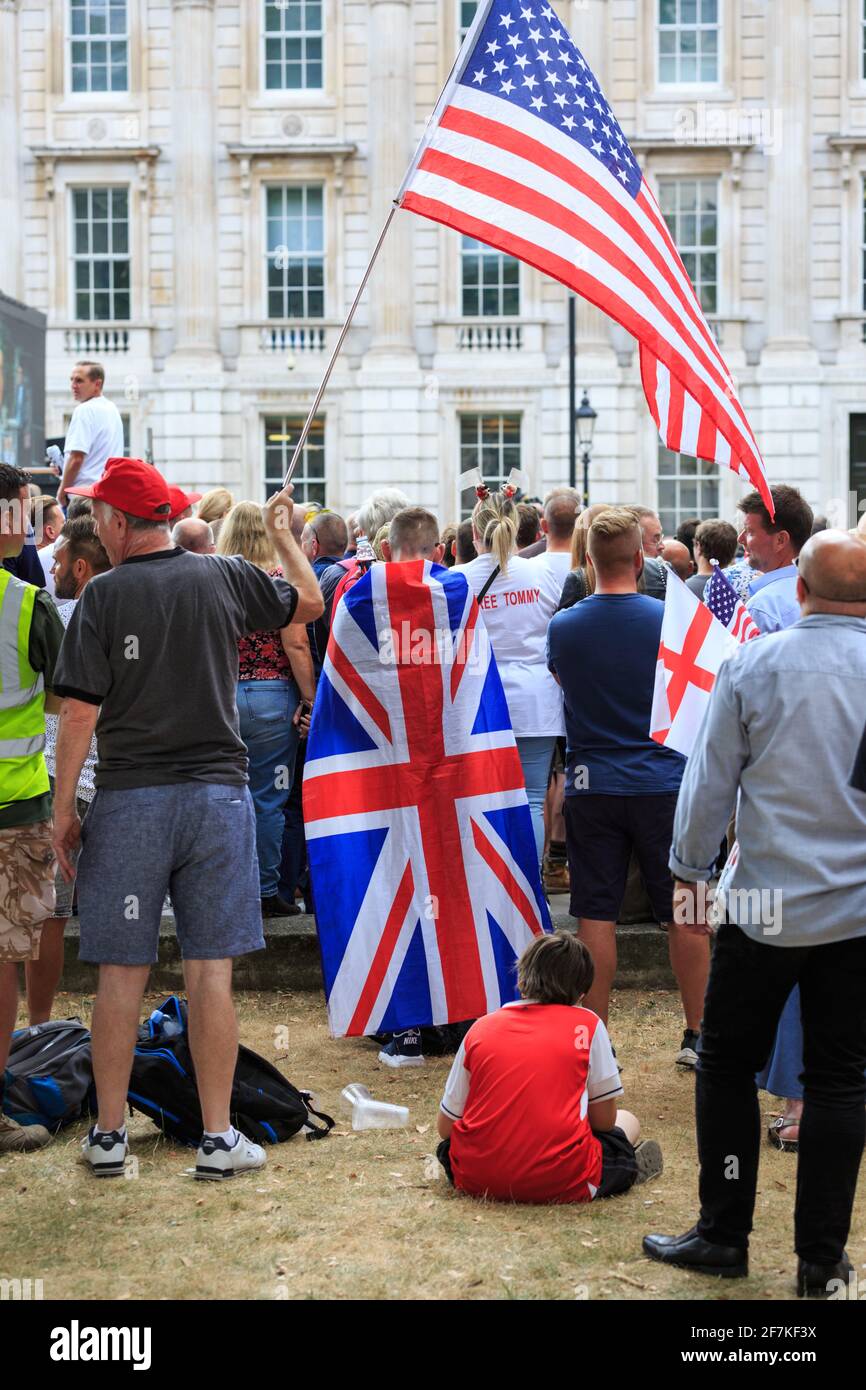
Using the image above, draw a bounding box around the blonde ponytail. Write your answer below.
[472,492,518,577]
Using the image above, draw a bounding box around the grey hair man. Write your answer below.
[356,488,411,541]
[172,518,216,555]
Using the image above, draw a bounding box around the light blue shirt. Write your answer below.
[670,615,866,945]
[746,563,800,633]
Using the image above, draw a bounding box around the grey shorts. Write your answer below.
[76,783,266,966]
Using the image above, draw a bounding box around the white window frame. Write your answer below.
[460,237,521,318]
[69,184,132,323]
[458,412,522,518]
[263,414,326,504]
[657,175,720,317]
[261,0,325,94]
[66,0,130,96]
[656,0,721,89]
[656,446,722,535]
[263,183,326,321]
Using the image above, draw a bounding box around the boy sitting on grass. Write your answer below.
[436,931,662,1203]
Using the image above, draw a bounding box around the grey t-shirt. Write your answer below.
[53,548,297,789]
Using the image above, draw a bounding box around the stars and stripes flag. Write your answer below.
[398,0,773,515]
[303,559,551,1039]
[704,561,761,643]
[650,569,737,758]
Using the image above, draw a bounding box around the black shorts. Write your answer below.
[595,1126,639,1199]
[564,792,678,923]
[436,1130,637,1200]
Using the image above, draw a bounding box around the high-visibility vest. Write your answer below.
[0,567,50,809]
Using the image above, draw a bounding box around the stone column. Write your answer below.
[169,0,220,358]
[0,0,22,300]
[763,0,813,356]
[367,0,414,354]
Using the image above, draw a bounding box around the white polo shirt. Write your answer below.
[456,552,565,737]
[64,394,125,489]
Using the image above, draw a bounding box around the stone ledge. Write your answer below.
[59,908,676,993]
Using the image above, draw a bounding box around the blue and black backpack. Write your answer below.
[128,996,334,1148]
[3,1018,96,1131]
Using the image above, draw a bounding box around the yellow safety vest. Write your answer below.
[0,567,50,809]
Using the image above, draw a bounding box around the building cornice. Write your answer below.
[226,142,357,197]
[30,145,161,199]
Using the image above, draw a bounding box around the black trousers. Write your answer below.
[697,922,866,1264]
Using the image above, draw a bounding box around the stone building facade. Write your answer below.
[2,0,866,531]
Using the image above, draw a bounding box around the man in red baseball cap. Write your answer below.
[53,457,324,1183]
[67,456,173,523]
[168,486,204,524]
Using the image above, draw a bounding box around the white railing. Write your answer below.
[64,325,130,354]
[259,324,327,353]
[457,322,524,352]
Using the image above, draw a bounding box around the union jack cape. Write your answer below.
[303,560,551,1039]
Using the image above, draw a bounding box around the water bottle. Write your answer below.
[340,1083,409,1131]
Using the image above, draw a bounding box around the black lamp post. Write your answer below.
[575,389,597,509]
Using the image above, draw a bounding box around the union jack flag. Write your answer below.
[303,560,550,1039]
[704,562,761,643]
[398,0,773,516]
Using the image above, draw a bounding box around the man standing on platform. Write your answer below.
[57,362,124,508]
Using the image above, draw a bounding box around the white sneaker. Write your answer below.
[194,1130,267,1182]
[81,1126,129,1177]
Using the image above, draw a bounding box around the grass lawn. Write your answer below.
[2,987,863,1302]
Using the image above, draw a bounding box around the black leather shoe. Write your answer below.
[643,1226,748,1277]
[797,1253,853,1299]
[260,893,301,918]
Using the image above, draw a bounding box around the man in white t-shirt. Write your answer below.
[58,361,125,507]
[529,488,581,591]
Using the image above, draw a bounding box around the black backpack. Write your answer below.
[3,1019,96,1132]
[127,996,334,1148]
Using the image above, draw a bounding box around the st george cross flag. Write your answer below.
[704,562,761,643]
[398,0,773,515]
[303,559,551,1039]
[650,570,737,758]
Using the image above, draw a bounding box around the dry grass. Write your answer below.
[2,987,863,1302]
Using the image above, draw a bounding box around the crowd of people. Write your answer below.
[1,358,866,1294]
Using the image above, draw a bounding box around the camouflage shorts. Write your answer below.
[0,821,57,963]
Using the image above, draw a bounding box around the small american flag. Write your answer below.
[398,0,772,514]
[704,562,761,643]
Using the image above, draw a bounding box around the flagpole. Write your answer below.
[283,0,496,487]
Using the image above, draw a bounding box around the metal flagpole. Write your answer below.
[283,204,398,486]
[282,0,496,487]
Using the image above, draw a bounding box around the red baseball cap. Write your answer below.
[67,457,172,520]
[168,486,204,522]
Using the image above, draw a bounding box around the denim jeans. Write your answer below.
[515,736,557,870]
[278,738,310,907]
[696,921,866,1264]
[237,679,299,898]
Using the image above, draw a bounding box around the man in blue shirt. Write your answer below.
[738,484,814,633]
[547,508,710,1069]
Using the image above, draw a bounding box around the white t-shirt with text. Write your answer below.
[456,552,565,737]
[64,394,125,488]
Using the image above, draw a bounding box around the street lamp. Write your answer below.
[575,390,597,508]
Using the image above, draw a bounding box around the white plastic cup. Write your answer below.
[340,1083,409,1131]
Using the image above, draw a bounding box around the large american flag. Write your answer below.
[303,559,550,1038]
[398,0,772,514]
[704,562,761,643]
